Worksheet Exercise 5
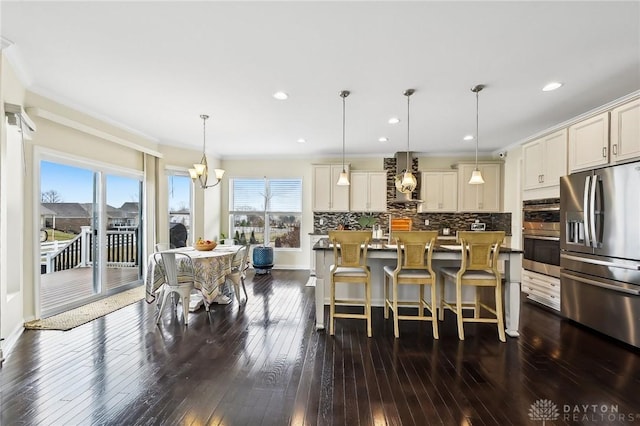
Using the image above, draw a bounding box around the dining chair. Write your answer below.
[438,231,506,342]
[152,251,196,326]
[328,230,373,337]
[154,242,172,252]
[228,244,250,303]
[383,231,439,338]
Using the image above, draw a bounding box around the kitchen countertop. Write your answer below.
[312,237,522,253]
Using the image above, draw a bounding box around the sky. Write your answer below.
[41,161,141,208]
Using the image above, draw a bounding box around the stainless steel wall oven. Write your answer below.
[523,198,561,278]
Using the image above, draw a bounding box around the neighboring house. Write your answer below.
[117,202,140,230]
[39,205,57,229]
[41,202,140,233]
[40,203,91,234]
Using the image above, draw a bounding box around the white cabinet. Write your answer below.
[568,99,640,173]
[521,269,560,312]
[568,112,610,173]
[312,164,350,212]
[610,98,640,164]
[350,171,387,212]
[523,129,567,194]
[456,162,502,212]
[420,171,457,212]
[309,234,325,275]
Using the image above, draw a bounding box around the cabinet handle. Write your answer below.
[478,202,483,209]
[602,147,607,158]
[612,144,618,156]
[541,174,544,183]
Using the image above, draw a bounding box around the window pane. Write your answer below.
[268,179,302,212]
[232,178,266,211]
[229,177,302,249]
[168,174,191,247]
[269,213,301,248]
[231,213,265,244]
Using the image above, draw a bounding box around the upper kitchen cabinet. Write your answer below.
[312,164,350,212]
[420,171,457,212]
[456,162,502,212]
[610,98,640,164]
[522,129,567,198]
[568,112,610,172]
[350,171,387,212]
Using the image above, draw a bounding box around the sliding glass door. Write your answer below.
[39,157,143,317]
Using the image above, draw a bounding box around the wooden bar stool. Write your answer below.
[438,231,506,342]
[328,230,373,337]
[383,231,439,338]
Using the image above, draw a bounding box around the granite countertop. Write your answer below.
[312,237,522,253]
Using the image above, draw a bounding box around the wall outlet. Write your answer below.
[424,219,429,226]
[319,218,324,225]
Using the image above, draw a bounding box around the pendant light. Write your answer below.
[469,85,485,185]
[395,89,417,193]
[336,90,351,186]
[189,114,225,189]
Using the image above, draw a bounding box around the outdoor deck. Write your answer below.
[40,267,141,317]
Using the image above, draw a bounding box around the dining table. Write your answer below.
[145,245,241,308]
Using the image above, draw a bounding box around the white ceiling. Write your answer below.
[2,1,639,160]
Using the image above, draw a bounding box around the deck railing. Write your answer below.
[41,226,139,273]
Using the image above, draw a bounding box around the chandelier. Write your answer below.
[189,114,225,189]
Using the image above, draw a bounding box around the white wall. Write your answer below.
[0,52,28,355]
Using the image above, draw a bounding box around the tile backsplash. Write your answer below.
[313,211,512,236]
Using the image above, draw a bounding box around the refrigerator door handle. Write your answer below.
[562,272,640,296]
[561,253,640,271]
[583,175,592,247]
[589,174,598,247]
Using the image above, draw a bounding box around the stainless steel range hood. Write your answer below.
[391,152,423,203]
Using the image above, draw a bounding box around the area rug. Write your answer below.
[24,286,145,331]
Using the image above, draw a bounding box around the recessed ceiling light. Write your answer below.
[297,138,306,143]
[388,117,400,124]
[378,137,389,143]
[542,82,563,92]
[273,91,289,100]
[463,135,474,141]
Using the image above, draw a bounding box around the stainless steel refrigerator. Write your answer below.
[560,160,640,348]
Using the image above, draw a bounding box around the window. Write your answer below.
[229,177,302,249]
[167,172,192,248]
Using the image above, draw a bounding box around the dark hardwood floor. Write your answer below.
[1,270,639,425]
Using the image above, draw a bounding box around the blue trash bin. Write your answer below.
[253,246,273,274]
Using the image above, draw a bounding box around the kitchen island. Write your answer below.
[313,238,523,337]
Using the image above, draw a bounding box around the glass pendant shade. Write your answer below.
[336,170,350,186]
[213,168,225,180]
[193,160,207,176]
[469,169,485,184]
[395,171,417,193]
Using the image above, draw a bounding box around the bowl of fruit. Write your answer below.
[194,238,217,251]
